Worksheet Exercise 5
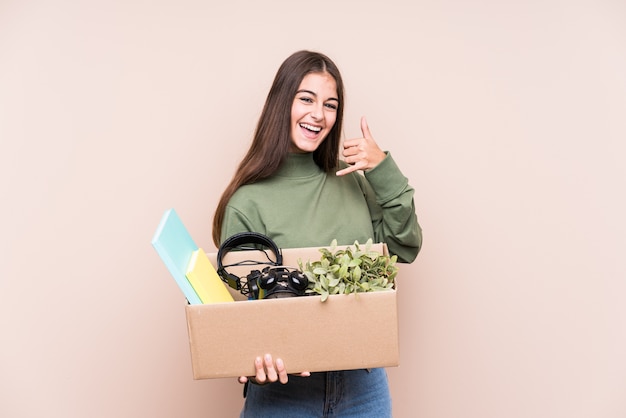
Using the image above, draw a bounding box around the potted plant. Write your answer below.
[298,239,398,302]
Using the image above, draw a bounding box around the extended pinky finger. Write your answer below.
[336,165,357,176]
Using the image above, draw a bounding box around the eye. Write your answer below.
[299,96,314,103]
[325,102,338,111]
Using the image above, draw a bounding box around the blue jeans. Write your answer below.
[240,368,392,417]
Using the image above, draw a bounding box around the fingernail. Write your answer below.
[265,354,271,362]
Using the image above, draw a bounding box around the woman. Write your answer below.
[212,50,422,417]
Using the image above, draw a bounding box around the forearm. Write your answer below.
[364,153,423,263]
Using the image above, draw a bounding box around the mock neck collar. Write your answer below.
[275,153,323,178]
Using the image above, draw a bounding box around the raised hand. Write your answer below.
[336,116,386,176]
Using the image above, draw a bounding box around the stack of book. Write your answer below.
[151,208,234,304]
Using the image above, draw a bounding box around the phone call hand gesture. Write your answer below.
[336,116,386,177]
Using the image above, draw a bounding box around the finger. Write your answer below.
[238,376,248,384]
[336,163,360,177]
[264,354,278,382]
[254,356,267,383]
[335,166,354,177]
[342,141,363,159]
[275,358,289,384]
[342,138,359,149]
[360,116,373,140]
[342,148,357,162]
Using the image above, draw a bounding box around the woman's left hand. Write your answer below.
[336,116,386,176]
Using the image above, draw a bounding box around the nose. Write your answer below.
[310,103,323,121]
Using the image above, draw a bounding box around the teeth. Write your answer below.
[300,123,321,132]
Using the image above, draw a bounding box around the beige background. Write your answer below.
[1,1,625,417]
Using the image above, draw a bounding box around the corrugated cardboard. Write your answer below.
[185,243,399,379]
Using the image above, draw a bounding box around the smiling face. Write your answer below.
[290,72,339,153]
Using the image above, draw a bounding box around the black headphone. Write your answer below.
[256,266,309,299]
[217,232,308,299]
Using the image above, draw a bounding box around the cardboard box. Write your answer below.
[185,243,399,379]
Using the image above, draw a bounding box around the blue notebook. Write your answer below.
[151,208,202,304]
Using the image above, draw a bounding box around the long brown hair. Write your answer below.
[212,50,345,246]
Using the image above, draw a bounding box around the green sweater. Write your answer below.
[222,152,422,263]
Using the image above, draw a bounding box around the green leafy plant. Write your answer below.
[298,239,399,302]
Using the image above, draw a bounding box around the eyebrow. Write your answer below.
[296,89,339,102]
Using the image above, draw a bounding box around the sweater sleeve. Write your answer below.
[360,152,422,263]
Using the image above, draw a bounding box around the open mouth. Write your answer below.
[300,123,322,133]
